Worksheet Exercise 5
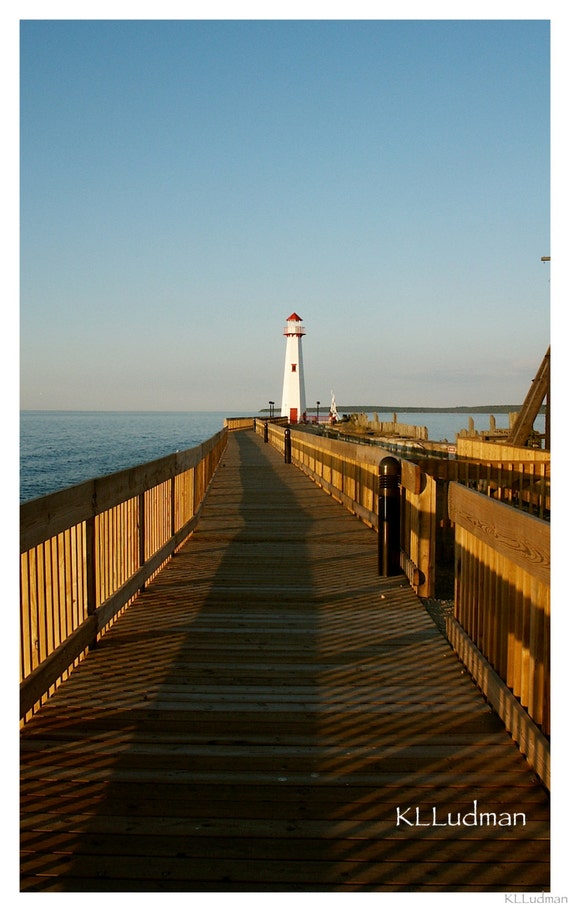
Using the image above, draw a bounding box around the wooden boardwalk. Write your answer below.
[20,430,550,892]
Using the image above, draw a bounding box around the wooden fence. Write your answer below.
[422,455,550,518]
[224,416,262,431]
[447,481,550,784]
[20,418,551,783]
[20,429,227,720]
[252,420,551,783]
[257,420,437,598]
[252,418,549,580]
[412,454,550,580]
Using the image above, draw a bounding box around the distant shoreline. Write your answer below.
[333,405,545,414]
[268,405,546,415]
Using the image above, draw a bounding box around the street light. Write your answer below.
[269,400,274,418]
[316,400,320,423]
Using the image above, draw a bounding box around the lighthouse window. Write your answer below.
[291,364,297,372]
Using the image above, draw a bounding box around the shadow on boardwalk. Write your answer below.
[20,431,550,891]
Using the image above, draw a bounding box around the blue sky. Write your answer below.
[19,14,551,411]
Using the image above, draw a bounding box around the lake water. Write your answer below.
[19,411,242,502]
[20,409,546,503]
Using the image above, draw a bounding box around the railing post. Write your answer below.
[85,514,98,648]
[378,457,401,576]
[171,474,176,538]
[138,492,146,589]
[284,426,292,463]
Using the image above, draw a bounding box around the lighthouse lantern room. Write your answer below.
[281,312,306,424]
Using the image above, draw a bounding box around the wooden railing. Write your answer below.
[419,456,550,519]
[20,429,227,720]
[257,420,437,598]
[21,419,551,781]
[251,420,551,783]
[224,416,260,431]
[447,481,550,784]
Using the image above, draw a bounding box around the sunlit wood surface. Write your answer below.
[20,430,549,892]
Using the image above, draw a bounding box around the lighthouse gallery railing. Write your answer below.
[20,428,227,720]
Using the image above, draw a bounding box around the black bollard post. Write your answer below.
[378,456,401,576]
[284,426,292,463]
[264,421,268,443]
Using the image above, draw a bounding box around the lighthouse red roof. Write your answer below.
[286,312,303,322]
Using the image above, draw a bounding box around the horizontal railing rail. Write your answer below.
[224,416,290,431]
[224,416,258,431]
[20,429,228,720]
[418,456,550,520]
[447,481,550,784]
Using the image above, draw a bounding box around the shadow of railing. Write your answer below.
[20,432,550,891]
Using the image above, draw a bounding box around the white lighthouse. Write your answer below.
[280,312,306,424]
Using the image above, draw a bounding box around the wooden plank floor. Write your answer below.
[20,430,550,892]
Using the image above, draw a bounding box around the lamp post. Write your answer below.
[269,400,274,419]
[316,400,320,423]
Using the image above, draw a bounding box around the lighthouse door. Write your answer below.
[289,408,298,424]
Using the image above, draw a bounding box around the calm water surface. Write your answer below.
[20,411,244,502]
[20,409,545,503]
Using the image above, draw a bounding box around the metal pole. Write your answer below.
[378,457,401,576]
[284,426,292,463]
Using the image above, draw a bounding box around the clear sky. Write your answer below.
[19,13,552,411]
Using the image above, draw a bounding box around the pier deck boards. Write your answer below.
[20,430,550,892]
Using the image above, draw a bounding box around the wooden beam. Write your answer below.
[507,348,550,447]
[448,481,550,585]
[447,617,550,789]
